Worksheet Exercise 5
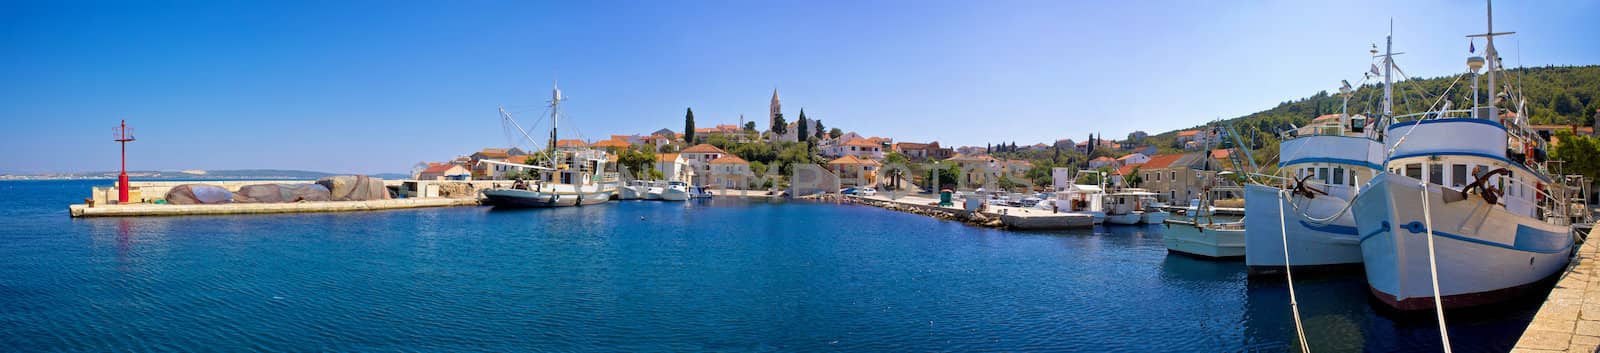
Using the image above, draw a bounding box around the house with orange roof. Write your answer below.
[945,154,1000,187]
[707,155,751,189]
[892,141,953,160]
[1088,156,1120,169]
[1528,124,1598,146]
[590,139,631,150]
[1117,152,1151,165]
[1002,159,1032,177]
[680,143,729,185]
[828,155,881,187]
[554,139,589,150]
[416,163,471,181]
[654,153,692,183]
[1134,152,1231,202]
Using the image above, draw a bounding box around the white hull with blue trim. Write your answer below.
[1353,172,1571,310]
[1244,183,1365,273]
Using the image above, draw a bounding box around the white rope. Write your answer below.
[1419,181,1454,352]
[1278,189,1312,353]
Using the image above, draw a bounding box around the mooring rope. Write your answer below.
[1418,181,1454,352]
[1278,189,1312,353]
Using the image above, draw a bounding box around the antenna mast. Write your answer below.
[114,120,136,203]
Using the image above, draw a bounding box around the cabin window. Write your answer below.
[1451,164,1468,188]
[1317,167,1329,184]
[1428,163,1444,185]
[1404,164,1422,180]
[1333,167,1345,186]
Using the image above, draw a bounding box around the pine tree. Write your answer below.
[684,108,696,144]
[797,109,810,143]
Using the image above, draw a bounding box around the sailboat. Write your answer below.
[1352,3,1578,310]
[480,83,619,208]
[1244,53,1390,274]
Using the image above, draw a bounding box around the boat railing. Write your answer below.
[1393,109,1476,122]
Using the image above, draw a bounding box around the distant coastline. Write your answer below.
[0,169,407,181]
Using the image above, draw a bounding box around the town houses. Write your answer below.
[406,88,1270,206]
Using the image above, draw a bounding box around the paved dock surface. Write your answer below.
[1514,226,1600,352]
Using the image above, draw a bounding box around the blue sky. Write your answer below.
[2,0,1597,174]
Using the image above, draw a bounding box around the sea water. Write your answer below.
[0,180,1543,352]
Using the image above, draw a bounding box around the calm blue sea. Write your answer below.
[0,180,1543,352]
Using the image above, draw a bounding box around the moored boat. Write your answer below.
[479,83,619,208]
[1353,7,1579,310]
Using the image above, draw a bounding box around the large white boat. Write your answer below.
[659,181,691,201]
[1353,6,1578,311]
[1165,198,1247,258]
[619,180,648,200]
[1245,58,1390,274]
[480,83,618,208]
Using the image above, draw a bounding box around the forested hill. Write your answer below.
[1145,65,1600,151]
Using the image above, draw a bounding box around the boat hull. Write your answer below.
[1354,173,1573,310]
[1140,211,1168,224]
[660,188,690,201]
[482,188,614,208]
[1163,221,1246,259]
[1243,183,1364,273]
[618,186,643,200]
[1106,212,1142,225]
[645,187,664,200]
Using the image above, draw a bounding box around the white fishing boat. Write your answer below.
[1105,191,1156,225]
[1164,133,1246,259]
[1245,56,1390,274]
[1353,6,1578,310]
[1051,169,1109,224]
[1137,193,1168,224]
[480,83,619,208]
[644,181,665,200]
[619,180,648,200]
[659,181,691,201]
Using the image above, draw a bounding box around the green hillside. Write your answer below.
[1144,65,1600,170]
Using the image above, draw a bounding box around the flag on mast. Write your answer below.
[1370,63,1381,77]
[1469,39,1476,53]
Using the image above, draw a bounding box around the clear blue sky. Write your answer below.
[3,0,1596,174]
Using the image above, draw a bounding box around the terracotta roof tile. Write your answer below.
[681,143,727,154]
[708,155,748,165]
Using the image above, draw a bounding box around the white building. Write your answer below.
[655,153,693,183]
[1116,153,1151,165]
[680,143,729,185]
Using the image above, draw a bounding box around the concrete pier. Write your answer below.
[1513,226,1600,352]
[70,198,482,217]
[852,194,1094,229]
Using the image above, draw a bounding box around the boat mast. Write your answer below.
[1382,20,1394,121]
[1485,1,1496,121]
[548,82,563,160]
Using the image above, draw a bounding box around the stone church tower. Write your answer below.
[769,89,781,131]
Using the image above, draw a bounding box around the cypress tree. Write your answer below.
[684,108,696,143]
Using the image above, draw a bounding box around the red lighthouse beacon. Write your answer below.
[114,120,135,203]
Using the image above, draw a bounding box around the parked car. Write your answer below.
[841,187,858,195]
[857,187,877,196]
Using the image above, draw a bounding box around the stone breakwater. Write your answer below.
[852,196,1010,228]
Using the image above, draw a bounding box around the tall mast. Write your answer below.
[1382,20,1394,119]
[1485,0,1496,120]
[548,82,562,158]
[1466,0,1513,120]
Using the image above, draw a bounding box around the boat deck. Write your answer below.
[1513,226,1600,352]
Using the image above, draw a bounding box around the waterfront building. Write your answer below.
[590,139,630,150]
[1088,156,1119,169]
[555,139,589,150]
[708,155,751,189]
[892,141,954,161]
[945,154,999,187]
[830,139,885,160]
[655,153,693,183]
[1117,152,1150,165]
[828,155,880,187]
[680,143,729,186]
[1002,160,1032,178]
[469,147,525,161]
[417,163,471,181]
[1136,153,1224,203]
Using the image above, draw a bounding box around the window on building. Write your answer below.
[1404,163,1422,180]
[1170,171,1176,180]
[1451,164,1468,188]
[1428,163,1444,185]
